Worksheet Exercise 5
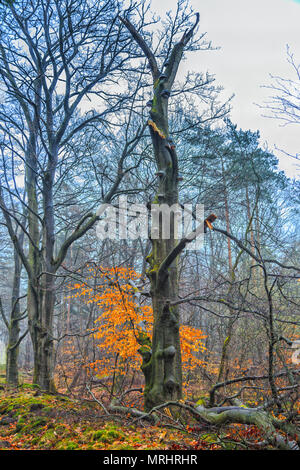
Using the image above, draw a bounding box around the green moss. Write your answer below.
[55,424,68,435]
[196,396,208,406]
[15,422,24,433]
[42,406,53,414]
[31,436,40,445]
[201,433,218,443]
[17,416,26,425]
[106,429,121,439]
[39,429,56,443]
[56,440,78,450]
[221,440,238,450]
[91,430,104,441]
[137,331,151,348]
[18,383,40,390]
[16,416,47,434]
[146,252,154,265]
[0,404,7,414]
[138,345,151,357]
[147,263,160,277]
[0,373,5,384]
[116,444,135,450]
[91,425,124,443]
[151,94,158,113]
[65,442,79,450]
[32,417,47,427]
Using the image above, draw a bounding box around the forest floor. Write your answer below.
[0,384,219,451]
[0,368,292,451]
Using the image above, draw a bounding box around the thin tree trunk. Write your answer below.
[26,137,57,391]
[220,157,232,273]
[6,243,23,386]
[245,185,255,262]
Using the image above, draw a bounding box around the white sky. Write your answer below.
[150,0,300,178]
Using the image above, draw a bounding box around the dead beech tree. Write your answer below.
[120,12,204,410]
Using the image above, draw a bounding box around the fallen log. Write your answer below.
[195,404,299,451]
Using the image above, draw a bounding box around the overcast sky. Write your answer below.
[150,0,300,178]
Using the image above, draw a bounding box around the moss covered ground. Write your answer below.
[0,384,211,450]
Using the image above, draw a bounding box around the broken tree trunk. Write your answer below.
[119,13,200,411]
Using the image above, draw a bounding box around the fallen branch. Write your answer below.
[195,404,299,451]
[134,400,300,450]
[86,383,109,415]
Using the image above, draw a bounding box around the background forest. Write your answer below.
[0,0,299,452]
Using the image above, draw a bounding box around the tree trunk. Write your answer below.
[140,90,182,409]
[32,331,55,391]
[245,185,255,261]
[6,247,21,385]
[142,65,185,410]
[28,281,56,391]
[26,131,57,391]
[120,12,200,411]
[220,156,232,273]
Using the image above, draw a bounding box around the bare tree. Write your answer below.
[0,0,147,390]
